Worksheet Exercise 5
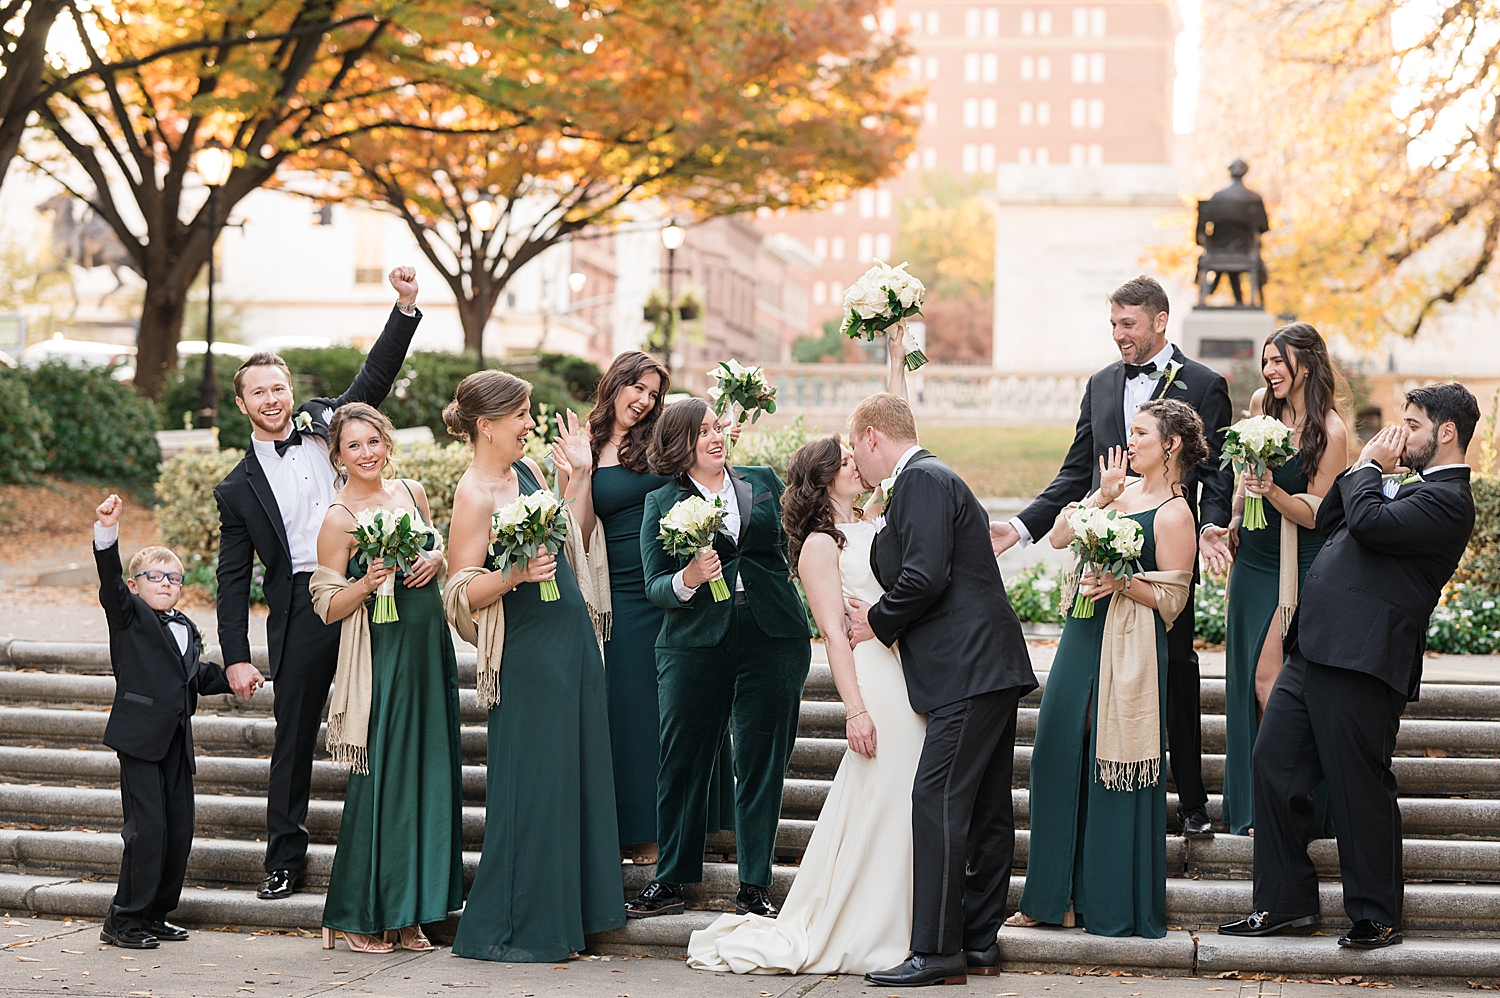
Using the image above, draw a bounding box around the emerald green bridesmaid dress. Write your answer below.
[322,538,465,936]
[1020,504,1170,938]
[451,462,625,962]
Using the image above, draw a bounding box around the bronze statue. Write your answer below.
[1195,159,1269,308]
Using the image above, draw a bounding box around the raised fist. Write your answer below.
[96,494,123,528]
[389,266,418,305]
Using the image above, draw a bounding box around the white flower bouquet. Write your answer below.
[490,490,570,601]
[348,508,437,623]
[658,495,732,602]
[708,359,777,425]
[1219,415,1297,531]
[1065,506,1146,618]
[840,259,928,370]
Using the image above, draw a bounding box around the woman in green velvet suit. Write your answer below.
[624,398,812,921]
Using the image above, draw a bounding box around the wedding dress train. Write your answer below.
[686,520,926,975]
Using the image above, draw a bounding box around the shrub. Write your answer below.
[155,449,246,564]
[536,352,603,402]
[1005,562,1064,625]
[389,440,471,538]
[183,556,265,605]
[157,357,253,451]
[733,415,814,481]
[1427,583,1500,654]
[1195,574,1228,646]
[0,368,50,483]
[24,361,159,484]
[1452,476,1500,592]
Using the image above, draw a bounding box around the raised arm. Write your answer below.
[1341,465,1471,557]
[886,322,909,400]
[93,494,134,632]
[330,267,421,409]
[549,410,596,545]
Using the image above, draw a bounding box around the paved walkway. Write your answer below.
[0,915,1458,998]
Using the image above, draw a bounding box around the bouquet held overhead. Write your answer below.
[841,260,928,370]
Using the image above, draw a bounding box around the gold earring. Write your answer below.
[484,432,492,443]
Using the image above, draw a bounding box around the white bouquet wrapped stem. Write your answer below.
[840,259,928,370]
[490,489,570,601]
[708,359,777,425]
[1219,415,1297,531]
[347,508,437,623]
[1065,506,1145,619]
[658,495,732,602]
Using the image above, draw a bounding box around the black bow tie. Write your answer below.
[156,609,188,628]
[1124,361,1158,379]
[274,431,306,457]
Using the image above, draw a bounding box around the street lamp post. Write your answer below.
[658,222,686,365]
[192,139,233,429]
[467,196,500,370]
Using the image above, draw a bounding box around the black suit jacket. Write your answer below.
[213,305,420,676]
[868,451,1037,713]
[1288,464,1474,701]
[96,543,229,769]
[1018,345,1235,541]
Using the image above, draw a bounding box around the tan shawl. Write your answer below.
[1096,569,1193,792]
[444,508,609,710]
[1278,493,1322,638]
[309,567,375,774]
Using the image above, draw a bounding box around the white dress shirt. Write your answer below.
[872,444,925,533]
[671,472,746,602]
[1009,343,1177,548]
[251,426,339,575]
[95,522,188,655]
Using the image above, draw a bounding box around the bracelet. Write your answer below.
[845,709,868,722]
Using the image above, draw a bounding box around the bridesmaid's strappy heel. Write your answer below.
[1004,911,1041,928]
[390,926,435,952]
[339,930,394,953]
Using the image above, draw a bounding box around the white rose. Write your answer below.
[853,282,892,320]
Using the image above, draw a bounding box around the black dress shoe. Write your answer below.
[865,951,968,987]
[1218,910,1318,936]
[1339,919,1402,949]
[1180,806,1215,839]
[735,883,777,918]
[257,869,302,900]
[144,920,188,941]
[964,940,1001,975]
[100,925,159,949]
[624,879,684,918]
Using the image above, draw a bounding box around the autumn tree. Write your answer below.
[0,0,66,189]
[294,0,916,360]
[896,171,993,363]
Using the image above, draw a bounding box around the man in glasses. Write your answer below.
[92,494,264,949]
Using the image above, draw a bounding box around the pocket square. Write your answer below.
[752,491,773,504]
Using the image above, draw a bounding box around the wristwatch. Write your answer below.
[396,299,418,316]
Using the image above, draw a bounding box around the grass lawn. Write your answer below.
[919,424,1074,498]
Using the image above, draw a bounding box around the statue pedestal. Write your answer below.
[1182,308,1276,374]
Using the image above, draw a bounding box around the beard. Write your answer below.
[1402,433,1439,472]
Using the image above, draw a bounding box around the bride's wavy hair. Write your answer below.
[782,435,850,579]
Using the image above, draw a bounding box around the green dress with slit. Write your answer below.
[1222,452,1332,837]
[1020,504,1169,939]
[322,523,465,936]
[451,461,626,962]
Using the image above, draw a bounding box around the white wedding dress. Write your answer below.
[686,520,928,975]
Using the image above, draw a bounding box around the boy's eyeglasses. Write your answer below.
[134,570,185,586]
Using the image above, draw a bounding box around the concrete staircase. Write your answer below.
[0,637,1497,982]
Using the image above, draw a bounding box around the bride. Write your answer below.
[687,332,923,975]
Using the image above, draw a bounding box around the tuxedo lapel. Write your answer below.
[1151,346,1187,402]
[730,470,753,546]
[1107,363,1128,448]
[244,448,293,563]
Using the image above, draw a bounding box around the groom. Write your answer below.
[847,393,1037,986]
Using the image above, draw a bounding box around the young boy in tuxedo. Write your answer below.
[93,494,263,949]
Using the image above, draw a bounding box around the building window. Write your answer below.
[980,144,996,171]
[962,144,979,173]
[906,150,920,170]
[965,53,981,82]
[828,282,842,304]
[924,99,939,122]
[1021,10,1034,34]
[876,189,893,218]
[964,98,980,127]
[966,7,982,36]
[875,233,892,259]
[1020,101,1034,126]
[1089,97,1104,128]
[1070,97,1086,128]
[881,10,897,34]
[1037,100,1051,125]
[982,52,999,82]
[1070,143,1087,165]
[1073,7,1088,36]
[1091,7,1106,36]
[984,7,1000,35]
[907,55,922,78]
[925,56,940,80]
[1090,53,1105,82]
[1038,55,1052,79]
[1072,52,1088,83]
[859,189,876,218]
[981,98,997,127]
[1036,146,1050,164]
[354,268,383,284]
[830,235,845,260]
[857,233,874,262]
[926,11,939,34]
[910,11,923,33]
[1039,10,1052,34]
[813,236,828,260]
[1088,143,1104,165]
[922,146,938,168]
[1021,55,1034,80]
[813,281,827,305]
[1018,146,1032,165]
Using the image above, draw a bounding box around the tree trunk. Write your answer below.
[456,297,487,360]
[135,274,192,398]
[0,0,65,194]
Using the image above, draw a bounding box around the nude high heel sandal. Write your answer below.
[1062,902,1077,928]
[322,927,334,950]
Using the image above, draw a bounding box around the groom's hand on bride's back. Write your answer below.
[846,598,874,646]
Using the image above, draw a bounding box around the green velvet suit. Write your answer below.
[640,466,811,887]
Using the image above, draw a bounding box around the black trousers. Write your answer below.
[1251,650,1407,925]
[1164,579,1207,813]
[910,686,1026,955]
[109,728,193,932]
[264,572,341,873]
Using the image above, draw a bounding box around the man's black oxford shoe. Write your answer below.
[1339,920,1402,949]
[735,883,777,918]
[624,879,684,918]
[143,920,188,941]
[1218,911,1317,936]
[964,940,1001,975]
[864,952,968,987]
[1180,806,1215,839]
[100,925,158,949]
[257,870,301,900]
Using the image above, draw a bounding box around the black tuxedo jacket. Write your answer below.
[213,305,420,676]
[869,450,1037,713]
[1018,345,1235,541]
[1288,463,1474,701]
[95,543,229,768]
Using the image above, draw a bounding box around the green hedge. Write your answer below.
[20,361,159,485]
[0,368,50,483]
[733,416,813,481]
[158,357,251,450]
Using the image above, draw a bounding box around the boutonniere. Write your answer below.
[1149,359,1186,394]
[1399,471,1423,486]
[293,411,314,435]
[875,467,899,503]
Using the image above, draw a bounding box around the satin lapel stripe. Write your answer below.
[245,450,293,561]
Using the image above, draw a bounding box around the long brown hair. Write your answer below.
[647,397,711,487]
[1262,322,1346,474]
[782,435,847,578]
[586,351,670,474]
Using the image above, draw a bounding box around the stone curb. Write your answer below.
[1194,931,1500,979]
